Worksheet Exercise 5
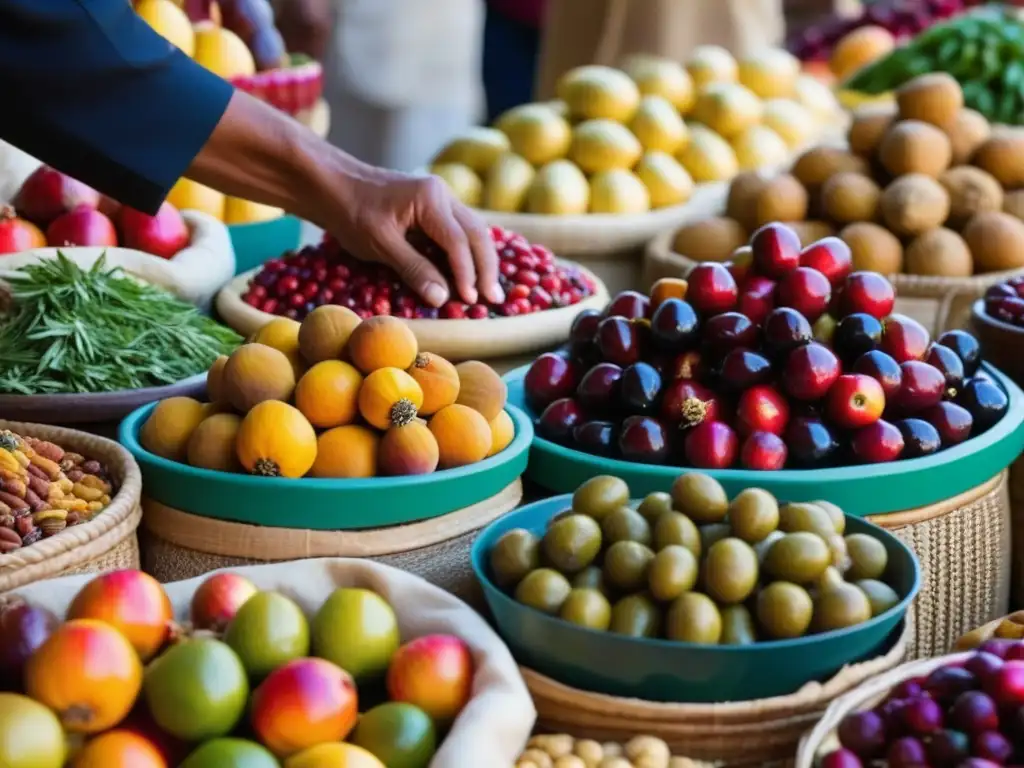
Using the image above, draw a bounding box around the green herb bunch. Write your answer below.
[0,253,242,395]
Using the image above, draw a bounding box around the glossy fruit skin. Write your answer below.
[886,736,927,765]
[67,570,173,662]
[179,738,279,768]
[618,416,670,464]
[719,349,772,392]
[925,344,965,394]
[350,701,437,768]
[819,749,863,768]
[46,206,118,248]
[986,660,1024,707]
[119,202,190,259]
[925,729,970,765]
[775,266,832,322]
[895,418,942,458]
[649,298,700,353]
[0,208,45,255]
[838,709,887,758]
[853,350,903,399]
[189,573,258,633]
[386,635,473,724]
[891,361,945,413]
[684,421,738,469]
[851,419,904,463]
[956,378,1009,434]
[251,658,359,758]
[762,307,813,360]
[0,693,67,768]
[750,223,801,279]
[832,313,882,366]
[569,309,602,362]
[936,329,981,376]
[782,343,841,401]
[840,272,895,319]
[799,237,853,286]
[15,165,100,225]
[523,353,581,411]
[736,385,790,436]
[605,290,650,320]
[660,380,721,427]
[596,317,641,367]
[618,362,663,415]
[572,420,617,457]
[536,398,584,443]
[702,312,759,359]
[71,729,168,768]
[311,588,400,683]
[0,601,58,692]
[736,276,776,325]
[922,401,973,446]
[575,363,623,415]
[826,374,885,429]
[785,417,840,467]
[880,314,931,363]
[950,690,998,734]
[740,431,787,470]
[686,263,738,315]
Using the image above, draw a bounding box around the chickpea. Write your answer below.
[528,734,575,758]
[574,739,605,767]
[554,757,587,768]
[625,736,671,768]
[597,759,632,768]
[601,743,623,758]
[520,749,554,768]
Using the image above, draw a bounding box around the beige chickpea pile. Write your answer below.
[517,734,716,768]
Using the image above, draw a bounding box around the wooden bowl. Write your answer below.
[971,298,1024,388]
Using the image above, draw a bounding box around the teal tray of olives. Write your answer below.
[118,401,532,529]
[228,215,303,275]
[471,491,920,703]
[503,362,1024,517]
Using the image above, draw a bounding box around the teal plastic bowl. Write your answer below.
[471,494,920,702]
[228,216,302,275]
[118,402,532,529]
[504,363,1024,517]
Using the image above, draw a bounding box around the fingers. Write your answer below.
[378,229,451,308]
[418,179,479,305]
[455,205,503,305]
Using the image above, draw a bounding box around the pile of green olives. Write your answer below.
[488,473,902,644]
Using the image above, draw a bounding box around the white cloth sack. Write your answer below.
[11,557,537,767]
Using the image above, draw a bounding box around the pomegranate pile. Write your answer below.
[820,641,1024,767]
[984,279,1024,328]
[240,227,597,321]
[522,223,1008,471]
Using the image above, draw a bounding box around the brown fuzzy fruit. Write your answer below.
[972,134,1024,188]
[671,217,747,262]
[454,360,508,421]
[904,228,973,277]
[840,222,904,274]
[221,343,297,413]
[347,315,419,374]
[787,220,835,246]
[792,147,870,192]
[962,211,1024,273]
[946,109,991,165]
[429,404,493,469]
[939,166,1004,228]
[206,355,229,405]
[298,305,361,365]
[140,396,206,461]
[895,73,963,127]
[186,413,244,472]
[407,353,461,415]
[879,174,950,237]
[754,173,809,227]
[848,104,897,158]
[878,120,952,178]
[725,171,768,230]
[821,172,880,224]
[378,421,440,476]
[1004,190,1024,222]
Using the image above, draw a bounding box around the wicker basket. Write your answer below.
[522,621,910,766]
[0,420,142,594]
[139,480,523,603]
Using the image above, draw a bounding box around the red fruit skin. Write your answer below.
[736,276,776,325]
[523,353,580,411]
[826,374,885,429]
[686,263,738,314]
[387,634,474,723]
[736,385,790,436]
[891,361,945,413]
[684,421,738,469]
[852,350,903,399]
[14,165,100,225]
[880,314,931,363]
[775,266,832,322]
[605,290,650,320]
[740,431,787,470]
[985,660,1024,707]
[840,272,896,319]
[921,401,973,446]
[799,236,853,286]
[851,419,904,463]
[119,203,190,259]
[537,398,584,443]
[782,343,841,401]
[750,223,802,278]
[0,208,46,255]
[0,601,59,692]
[819,748,863,768]
[46,206,118,248]
[949,690,999,734]
[660,380,721,427]
[189,573,258,633]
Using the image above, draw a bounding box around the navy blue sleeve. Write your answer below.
[0,0,234,214]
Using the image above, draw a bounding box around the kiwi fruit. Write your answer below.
[754,173,809,227]
[879,174,951,237]
[938,166,1004,228]
[1004,190,1024,222]
[821,172,881,224]
[946,109,991,165]
[904,228,973,277]
[895,72,963,127]
[848,103,898,158]
[726,171,770,230]
[973,134,1024,189]
[962,211,1024,273]
[788,220,836,246]
[672,217,748,262]
[878,120,952,178]
[792,146,870,192]
[840,222,904,274]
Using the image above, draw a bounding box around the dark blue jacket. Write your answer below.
[1,0,233,214]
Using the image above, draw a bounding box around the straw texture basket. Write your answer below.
[1010,456,1024,609]
[796,652,967,766]
[140,480,523,603]
[0,420,142,594]
[523,621,911,766]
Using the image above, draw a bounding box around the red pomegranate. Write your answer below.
[14,165,100,226]
[0,206,46,255]
[46,206,118,248]
[119,203,190,260]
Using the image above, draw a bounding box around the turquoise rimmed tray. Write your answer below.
[228,216,302,275]
[472,494,920,702]
[118,402,532,529]
[504,362,1024,516]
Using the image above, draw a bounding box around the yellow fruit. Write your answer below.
[358,368,424,430]
[635,152,694,209]
[761,99,816,149]
[691,83,763,139]
[251,317,304,378]
[295,360,363,429]
[556,65,642,122]
[686,46,739,89]
[494,104,572,165]
[140,397,206,462]
[284,743,385,768]
[488,410,516,457]
[135,0,195,56]
[738,49,801,99]
[526,160,590,215]
[677,125,739,183]
[432,128,510,174]
[430,163,482,207]
[830,26,895,81]
[167,177,225,220]
[629,95,688,154]
[187,413,244,472]
[620,55,695,113]
[795,75,840,123]
[589,170,651,214]
[193,21,256,79]
[298,305,361,365]
[222,343,297,413]
[569,120,643,174]
[482,153,535,213]
[731,125,790,172]
[224,197,283,225]
[309,425,379,479]
[236,401,317,478]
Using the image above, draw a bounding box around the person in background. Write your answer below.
[0,0,499,309]
[482,0,547,122]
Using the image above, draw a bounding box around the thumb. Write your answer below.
[379,230,452,308]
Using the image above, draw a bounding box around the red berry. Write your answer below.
[853,350,903,399]
[985,660,1024,707]
[260,298,279,314]
[287,293,306,309]
[530,287,553,311]
[684,421,738,469]
[440,302,467,319]
[736,276,776,325]
[517,269,540,288]
[606,290,650,320]
[750,223,802,278]
[851,419,904,463]
[467,304,489,319]
[513,297,533,314]
[660,380,721,427]
[921,401,973,445]
[499,261,518,277]
[799,236,853,286]
[686,263,738,314]
[826,374,885,429]
[537,398,584,443]
[819,749,863,768]
[782,343,841,401]
[524,353,581,411]
[371,297,391,315]
[740,431,787,470]
[841,272,896,319]
[248,284,267,300]
[776,266,832,322]
[540,274,562,293]
[880,314,931,363]
[950,690,999,734]
[891,360,945,413]
[508,284,530,302]
[736,385,790,436]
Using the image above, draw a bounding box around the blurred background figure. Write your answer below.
[483,0,547,123]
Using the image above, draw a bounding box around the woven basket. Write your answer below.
[522,620,910,766]
[0,420,142,594]
[795,652,966,766]
[1010,456,1024,610]
[139,480,523,603]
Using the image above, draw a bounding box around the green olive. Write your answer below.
[542,514,602,574]
[720,605,758,645]
[671,473,729,524]
[856,579,901,617]
[757,582,813,639]
[601,505,653,546]
[647,545,698,602]
[489,528,540,588]
[637,491,674,523]
[560,588,612,631]
[572,565,608,594]
[702,538,759,605]
[652,511,701,558]
[816,566,846,594]
[753,530,785,564]
[665,592,722,644]
[514,569,572,614]
[763,532,832,584]
[778,503,837,540]
[845,533,888,580]
[699,522,732,553]
[728,488,780,543]
[603,540,655,593]
[609,594,661,638]
[813,582,872,632]
[810,499,846,534]
[572,475,631,521]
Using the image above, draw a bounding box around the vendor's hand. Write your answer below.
[274,0,333,61]
[333,170,503,308]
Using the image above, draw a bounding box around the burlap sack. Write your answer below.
[10,557,536,766]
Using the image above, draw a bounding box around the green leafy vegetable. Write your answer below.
[0,253,241,395]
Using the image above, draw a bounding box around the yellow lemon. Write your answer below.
[432,128,510,174]
[677,125,739,183]
[557,65,642,122]
[569,120,643,174]
[686,46,739,90]
[589,169,651,214]
[731,125,790,171]
[761,99,816,150]
[430,163,482,207]
[620,54,696,113]
[135,0,195,56]
[225,197,284,225]
[483,153,535,213]
[636,151,694,209]
[691,82,763,139]
[193,22,256,79]
[738,49,801,100]
[494,103,572,166]
[284,743,386,768]
[525,160,590,215]
[630,95,688,154]
[167,177,226,220]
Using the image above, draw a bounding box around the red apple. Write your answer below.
[686,263,738,315]
[799,237,853,286]
[851,419,904,463]
[750,223,801,278]
[740,431,787,470]
[880,314,931,363]
[684,421,738,469]
[839,272,896,319]
[782,343,841,401]
[826,374,885,429]
[736,276,776,325]
[776,266,832,322]
[387,634,474,723]
[119,202,190,259]
[46,206,118,248]
[14,165,100,225]
[736,385,790,436]
[190,572,259,632]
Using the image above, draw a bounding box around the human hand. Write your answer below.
[274,0,333,61]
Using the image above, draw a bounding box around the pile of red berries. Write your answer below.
[821,641,1024,767]
[984,279,1024,328]
[240,228,596,322]
[522,223,1008,471]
